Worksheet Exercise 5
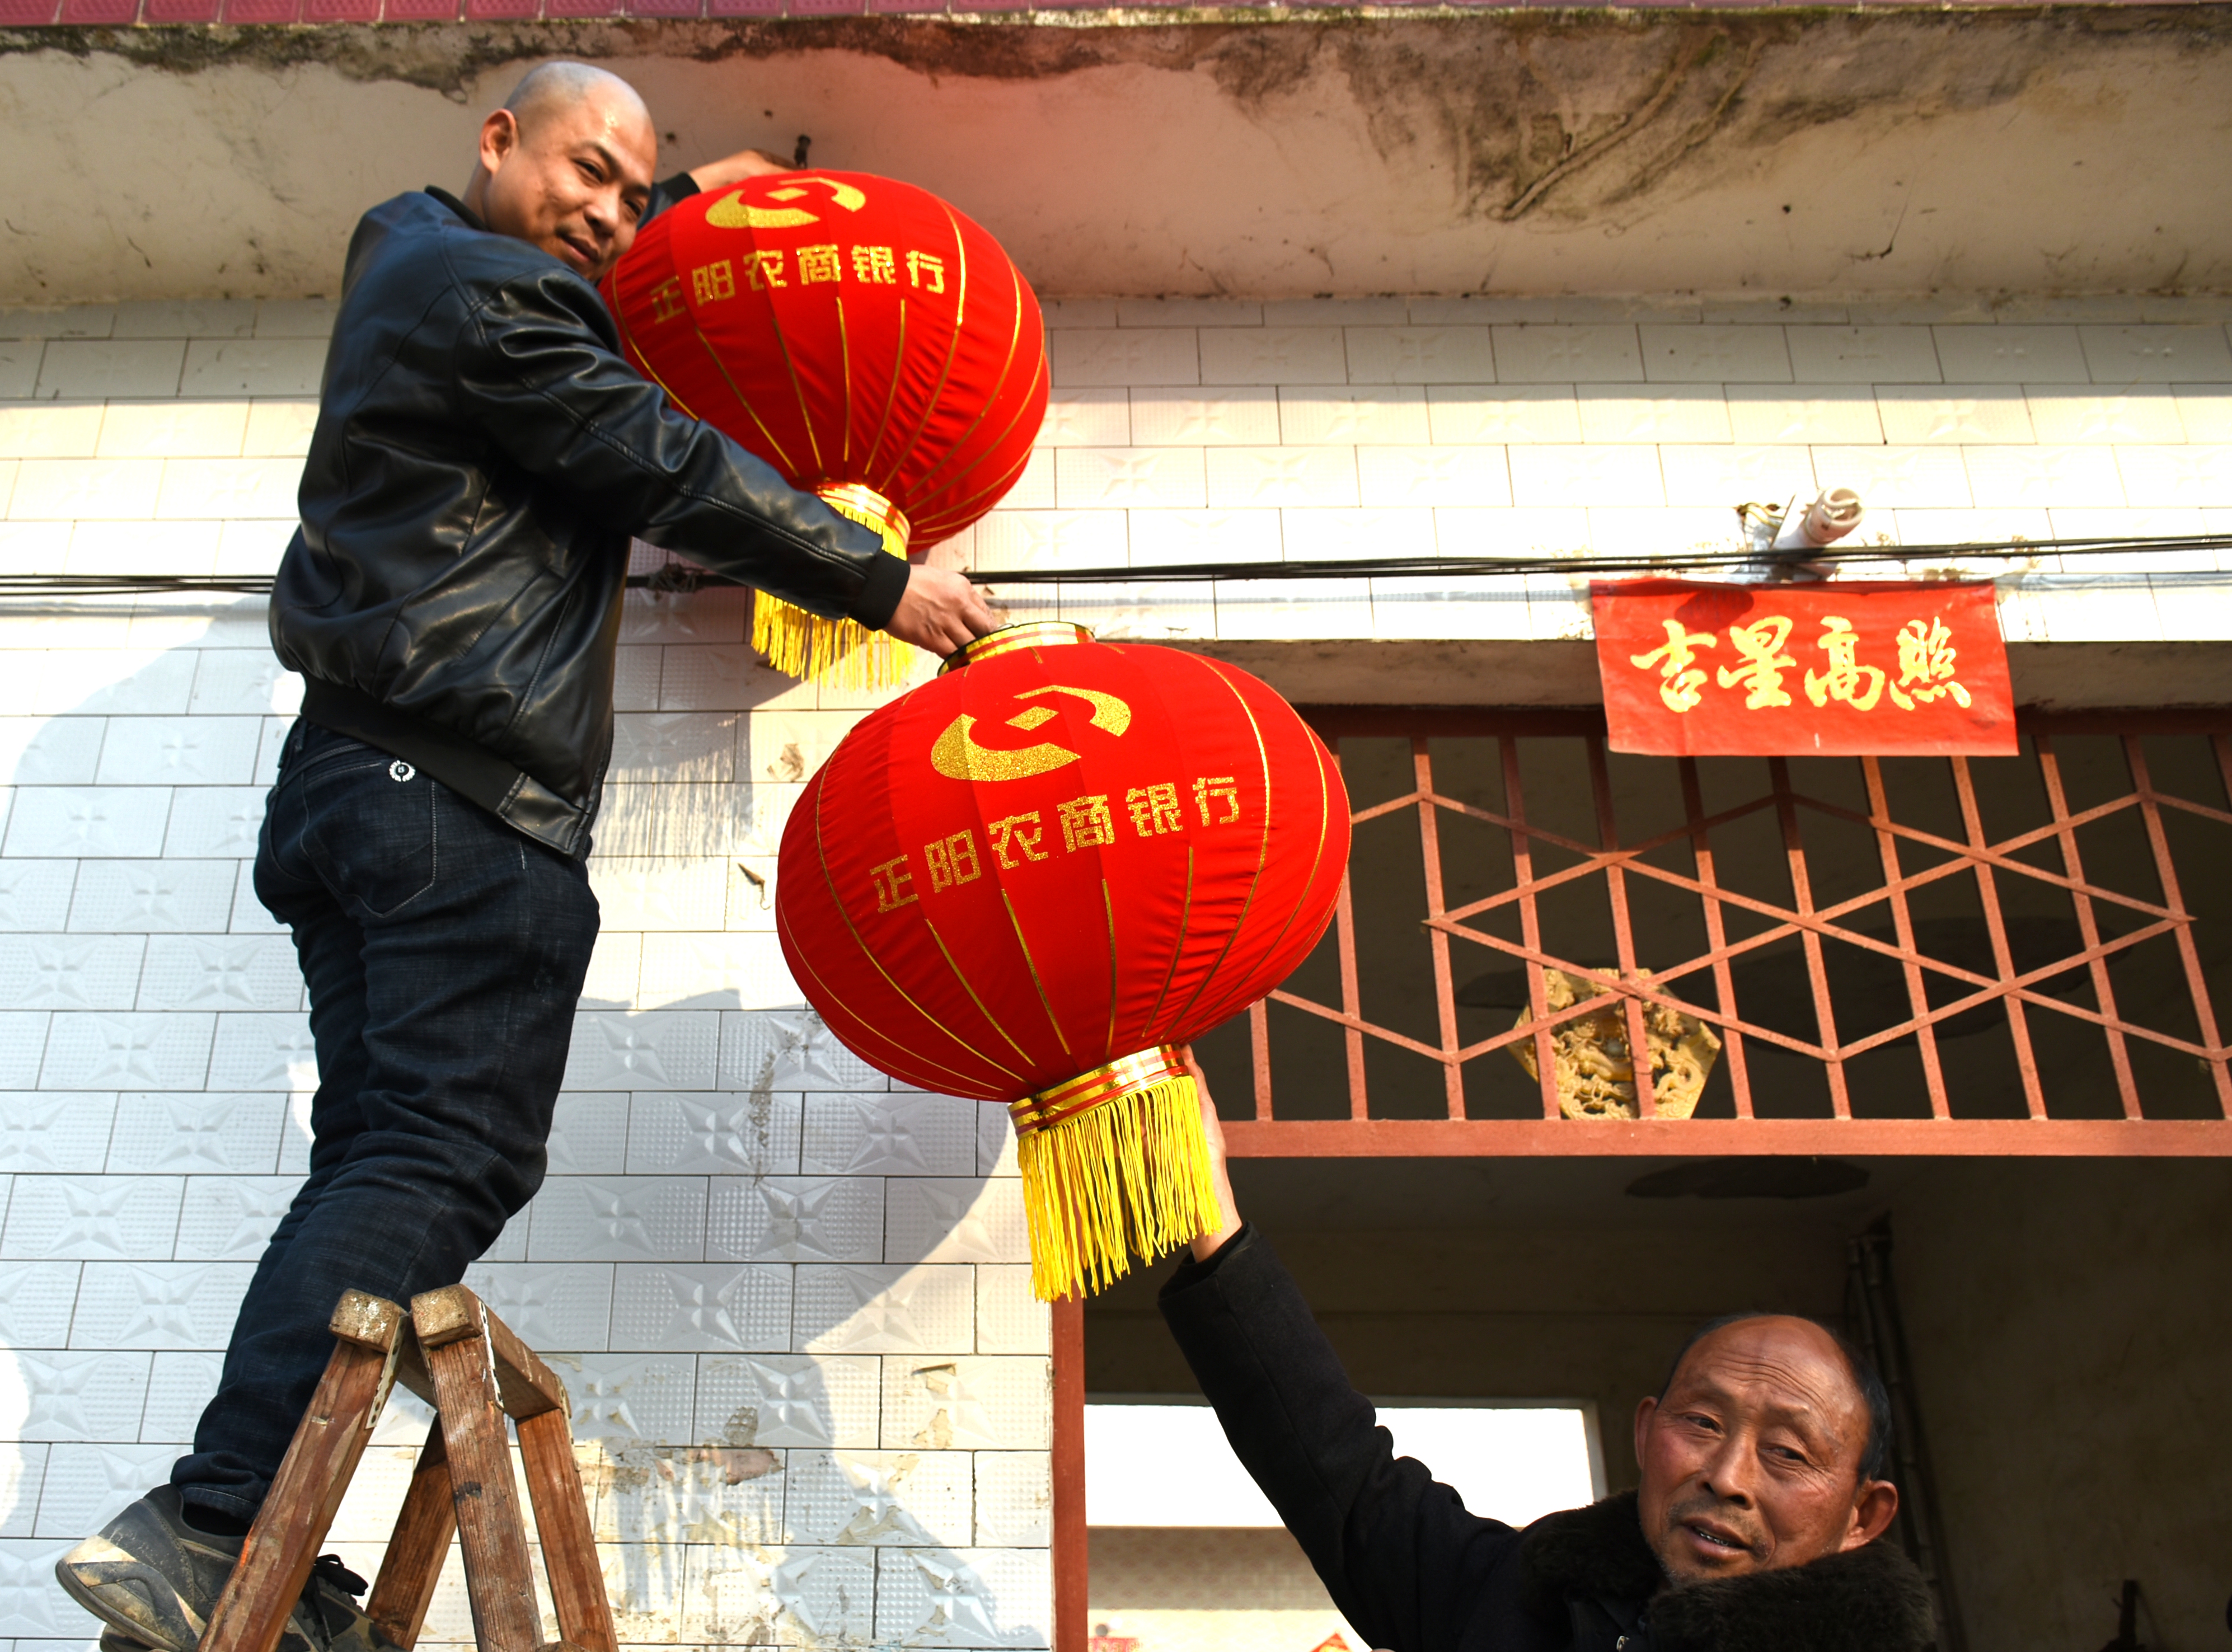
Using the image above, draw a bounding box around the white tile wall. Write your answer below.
[10,296,2232,1649]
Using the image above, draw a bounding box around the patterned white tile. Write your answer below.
[597,1442,786,1546]
[725,1012,889,1096]
[0,402,103,459]
[709,1176,883,1264]
[106,1092,284,1174]
[139,1350,223,1444]
[187,651,301,718]
[205,1011,315,1091]
[882,1357,1049,1454]
[1808,447,1973,508]
[111,299,254,339]
[873,1546,1050,1648]
[2114,444,2232,507]
[697,1354,880,1449]
[608,711,737,785]
[2174,386,2232,442]
[71,1260,255,1346]
[136,936,299,1012]
[587,856,733,932]
[1370,577,1535,642]
[33,340,183,400]
[1195,328,1345,385]
[9,458,164,519]
[545,1091,631,1175]
[1276,509,1436,564]
[0,863,75,932]
[1638,325,1790,384]
[0,1015,49,1089]
[154,459,302,520]
[795,1265,974,1355]
[1203,448,1358,509]
[1126,510,1283,567]
[801,1094,977,1177]
[526,1175,708,1263]
[1963,445,2127,508]
[1052,449,1204,510]
[0,1443,51,1538]
[0,719,104,786]
[1507,445,1663,509]
[564,1010,722,1091]
[0,1260,82,1346]
[160,789,269,859]
[970,510,1130,575]
[638,932,801,1013]
[1115,300,1263,327]
[172,1176,293,1261]
[1424,386,1581,445]
[2079,325,2232,384]
[884,1179,1029,1266]
[978,1109,1018,1179]
[0,1092,118,1170]
[1931,326,2090,384]
[711,1543,878,1646]
[0,937,144,1011]
[1276,388,1428,447]
[998,449,1058,513]
[1724,386,1885,445]
[1574,387,1731,444]
[1127,389,1281,448]
[1,1350,152,1440]
[4,788,171,858]
[2025,387,2187,444]
[1035,389,1129,448]
[458,1259,615,1350]
[616,585,751,647]
[1343,327,1497,384]
[1587,508,1743,557]
[1875,387,2035,444]
[1782,326,1943,384]
[973,1268,1049,1357]
[2,1174,181,1260]
[627,1091,801,1177]
[1657,446,1819,508]
[1347,447,1511,515]
[1047,330,1198,388]
[610,1262,792,1352]
[555,1354,698,1447]
[31,1442,179,1538]
[973,1453,1052,1548]
[241,400,318,457]
[2046,509,2216,574]
[785,1449,972,1547]
[28,651,198,718]
[177,339,324,398]
[39,1013,212,1091]
[655,645,793,714]
[1492,326,1640,384]
[67,861,237,933]
[0,1536,91,1635]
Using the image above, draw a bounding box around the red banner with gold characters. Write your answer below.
[1591,580,2015,757]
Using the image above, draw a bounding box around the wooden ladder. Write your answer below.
[194,1285,616,1652]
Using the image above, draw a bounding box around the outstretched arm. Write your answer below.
[1180,1044,1245,1262]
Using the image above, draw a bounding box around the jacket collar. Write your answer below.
[1518,1493,1935,1652]
[424,186,485,232]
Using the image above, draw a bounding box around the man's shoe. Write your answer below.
[55,1485,397,1652]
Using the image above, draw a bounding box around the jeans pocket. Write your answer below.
[302,751,439,919]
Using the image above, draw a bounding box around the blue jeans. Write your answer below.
[171,721,599,1522]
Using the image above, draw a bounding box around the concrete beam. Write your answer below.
[2,8,2230,304]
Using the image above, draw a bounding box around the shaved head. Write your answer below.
[462,60,659,282]
[503,62,650,140]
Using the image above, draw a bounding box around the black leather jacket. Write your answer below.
[271,184,906,857]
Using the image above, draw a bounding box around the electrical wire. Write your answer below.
[1,531,2225,601]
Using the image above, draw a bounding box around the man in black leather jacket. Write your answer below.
[1159,1055,1935,1652]
[59,62,998,1652]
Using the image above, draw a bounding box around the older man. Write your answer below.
[57,62,997,1652]
[1161,1059,1934,1652]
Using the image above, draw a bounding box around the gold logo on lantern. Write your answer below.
[705,177,870,231]
[930,686,1132,782]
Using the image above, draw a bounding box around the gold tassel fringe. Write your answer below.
[751,482,915,692]
[1014,1066,1223,1302]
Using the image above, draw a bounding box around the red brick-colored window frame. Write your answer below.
[1199,707,2232,1160]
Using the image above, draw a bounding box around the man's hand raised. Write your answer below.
[1180,1043,1245,1262]
[886,564,1000,659]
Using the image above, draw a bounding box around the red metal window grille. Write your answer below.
[1187,710,2232,1159]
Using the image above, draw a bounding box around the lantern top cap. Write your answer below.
[941,621,1094,674]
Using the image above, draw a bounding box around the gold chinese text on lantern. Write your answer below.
[1511,968,1723,1120]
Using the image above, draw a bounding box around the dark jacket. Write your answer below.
[1159,1226,1934,1652]
[272,184,908,857]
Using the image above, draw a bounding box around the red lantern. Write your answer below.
[775,623,1351,1299]
[602,171,1048,686]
